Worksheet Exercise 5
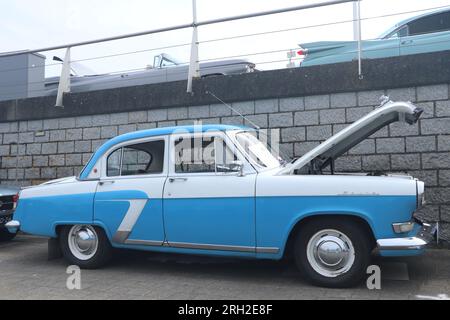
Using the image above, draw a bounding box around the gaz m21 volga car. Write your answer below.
[6,98,435,287]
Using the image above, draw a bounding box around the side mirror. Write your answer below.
[216,160,245,176]
[230,160,244,176]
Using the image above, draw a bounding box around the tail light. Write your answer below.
[12,193,19,210]
[297,49,308,57]
[287,48,308,68]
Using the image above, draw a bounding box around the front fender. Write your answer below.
[255,195,416,259]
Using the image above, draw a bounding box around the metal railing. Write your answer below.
[0,0,359,107]
[0,1,448,107]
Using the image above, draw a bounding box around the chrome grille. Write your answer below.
[0,196,14,211]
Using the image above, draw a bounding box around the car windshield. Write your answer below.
[160,54,181,68]
[235,132,283,169]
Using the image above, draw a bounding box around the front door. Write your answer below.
[163,131,257,253]
[94,136,168,246]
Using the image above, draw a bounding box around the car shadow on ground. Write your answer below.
[1,235,439,292]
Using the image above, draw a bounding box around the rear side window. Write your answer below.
[408,11,450,36]
[107,140,165,177]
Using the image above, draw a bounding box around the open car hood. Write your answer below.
[278,98,423,175]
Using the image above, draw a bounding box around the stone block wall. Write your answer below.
[0,83,449,243]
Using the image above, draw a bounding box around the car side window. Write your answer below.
[388,25,408,39]
[215,140,239,173]
[408,11,450,36]
[121,147,151,176]
[106,140,165,177]
[107,148,121,177]
[174,136,239,174]
[175,137,216,173]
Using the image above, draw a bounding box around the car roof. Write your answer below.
[112,124,247,142]
[379,7,450,38]
[79,124,249,179]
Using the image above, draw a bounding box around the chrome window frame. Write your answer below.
[99,135,169,180]
[168,130,255,177]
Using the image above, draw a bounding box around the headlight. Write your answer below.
[416,180,425,209]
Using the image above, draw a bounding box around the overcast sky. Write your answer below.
[2,0,449,76]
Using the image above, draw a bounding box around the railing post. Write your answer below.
[55,47,72,108]
[355,0,363,79]
[187,0,200,94]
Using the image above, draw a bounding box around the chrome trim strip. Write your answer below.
[122,238,280,254]
[256,247,280,254]
[168,241,279,254]
[112,199,148,243]
[168,241,255,252]
[125,239,164,246]
[112,230,132,243]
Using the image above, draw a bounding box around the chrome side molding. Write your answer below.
[122,238,279,254]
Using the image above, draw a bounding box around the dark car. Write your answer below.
[0,186,20,241]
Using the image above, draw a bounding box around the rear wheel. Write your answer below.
[0,228,16,242]
[294,218,371,288]
[59,225,112,269]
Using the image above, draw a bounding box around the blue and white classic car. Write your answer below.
[6,98,435,287]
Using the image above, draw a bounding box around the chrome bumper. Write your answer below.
[4,220,20,234]
[377,223,436,251]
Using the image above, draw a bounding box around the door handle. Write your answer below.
[99,181,115,186]
[169,178,188,183]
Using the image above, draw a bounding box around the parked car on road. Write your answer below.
[45,53,256,95]
[0,186,20,241]
[295,8,450,67]
[6,98,435,287]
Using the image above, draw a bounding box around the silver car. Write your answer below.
[0,186,20,241]
[45,53,256,95]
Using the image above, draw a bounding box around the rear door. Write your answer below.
[94,136,168,246]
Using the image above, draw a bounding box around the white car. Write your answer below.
[6,98,435,287]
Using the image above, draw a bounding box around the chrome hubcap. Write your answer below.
[306,229,355,278]
[68,225,98,261]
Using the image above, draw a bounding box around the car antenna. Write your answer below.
[206,90,260,130]
[206,90,290,165]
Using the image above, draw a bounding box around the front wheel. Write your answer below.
[59,225,112,269]
[294,218,371,288]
